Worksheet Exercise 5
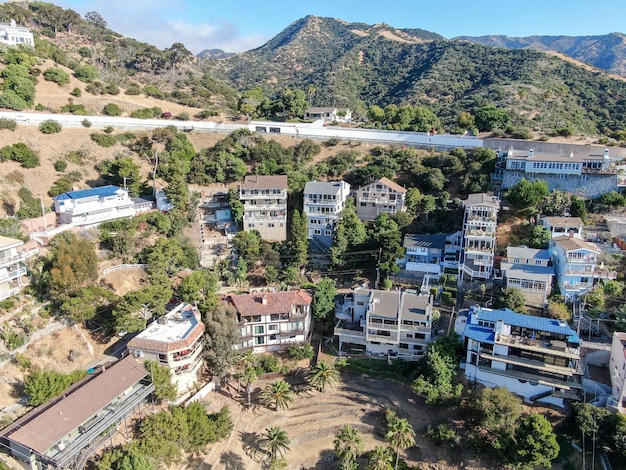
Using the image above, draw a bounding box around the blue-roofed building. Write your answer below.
[54,186,152,226]
[459,305,582,407]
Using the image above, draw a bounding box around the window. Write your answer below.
[268,324,278,331]
[254,326,264,335]
[268,223,275,228]
[314,229,321,235]
[325,230,332,236]
[255,336,265,345]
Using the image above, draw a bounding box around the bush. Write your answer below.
[73,64,99,83]
[90,133,116,147]
[104,125,114,134]
[426,422,457,446]
[60,102,89,115]
[48,176,75,197]
[130,107,162,119]
[105,83,120,95]
[552,127,574,137]
[125,82,141,95]
[143,84,165,99]
[0,143,40,168]
[288,344,314,361]
[78,46,92,58]
[441,291,454,306]
[0,118,16,131]
[81,118,92,128]
[34,103,46,111]
[43,67,69,85]
[53,159,67,172]
[510,127,533,140]
[39,119,62,134]
[70,87,81,97]
[0,90,29,110]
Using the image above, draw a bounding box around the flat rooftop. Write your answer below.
[127,304,205,353]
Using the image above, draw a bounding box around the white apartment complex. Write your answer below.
[334,288,433,359]
[227,290,313,353]
[240,175,288,241]
[0,20,34,47]
[127,303,205,393]
[0,235,37,301]
[303,180,350,248]
[459,193,500,280]
[354,177,407,221]
[457,305,582,408]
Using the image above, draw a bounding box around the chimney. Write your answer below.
[261,296,268,305]
[570,152,574,158]
[604,148,610,160]
[569,229,575,238]
[528,149,534,158]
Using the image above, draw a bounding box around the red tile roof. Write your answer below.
[227,290,312,316]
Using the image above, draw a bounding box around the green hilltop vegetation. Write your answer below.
[0,3,626,138]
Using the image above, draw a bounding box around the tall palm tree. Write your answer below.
[260,379,294,411]
[368,446,394,470]
[242,366,257,408]
[262,426,291,461]
[308,361,340,392]
[334,425,364,470]
[385,417,416,470]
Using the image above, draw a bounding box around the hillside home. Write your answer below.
[0,355,153,469]
[459,193,500,281]
[240,175,288,241]
[608,332,626,412]
[354,177,407,221]
[334,288,433,359]
[399,234,447,279]
[550,236,615,301]
[539,216,584,239]
[127,303,205,393]
[53,185,153,226]
[500,246,555,308]
[0,19,34,46]
[497,148,618,198]
[0,235,37,301]
[304,107,352,123]
[303,180,350,248]
[227,290,313,353]
[458,305,582,407]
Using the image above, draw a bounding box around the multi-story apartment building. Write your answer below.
[54,185,153,226]
[227,290,313,353]
[127,303,205,393]
[500,245,555,308]
[459,193,500,281]
[354,177,407,221]
[550,236,615,301]
[240,175,288,241]
[0,235,37,301]
[539,216,584,239]
[497,148,618,198]
[608,332,626,412]
[303,180,350,248]
[400,234,446,279]
[457,305,583,407]
[0,19,34,46]
[334,288,433,359]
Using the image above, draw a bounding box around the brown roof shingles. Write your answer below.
[5,355,149,454]
[241,175,288,190]
[227,290,313,316]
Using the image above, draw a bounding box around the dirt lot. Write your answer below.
[190,373,491,470]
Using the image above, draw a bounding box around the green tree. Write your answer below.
[102,102,123,116]
[24,369,87,406]
[263,426,291,462]
[334,425,363,470]
[204,303,240,381]
[308,361,340,392]
[494,287,526,313]
[523,225,551,249]
[404,187,422,217]
[178,269,218,309]
[289,209,308,268]
[58,286,117,324]
[475,106,511,132]
[43,67,69,85]
[570,196,588,224]
[368,446,393,470]
[46,233,98,300]
[261,379,294,411]
[232,230,262,265]
[506,179,549,211]
[145,361,177,403]
[312,277,338,322]
[508,414,559,469]
[280,87,308,118]
[242,367,257,408]
[372,213,404,278]
[385,417,416,470]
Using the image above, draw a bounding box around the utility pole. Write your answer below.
[39,195,48,237]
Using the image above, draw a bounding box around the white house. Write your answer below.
[608,332,626,412]
[127,303,205,393]
[459,193,500,280]
[500,246,555,307]
[53,185,152,226]
[304,107,352,123]
[227,290,313,353]
[539,216,584,239]
[0,235,37,301]
[0,20,34,47]
[334,288,433,359]
[354,177,407,221]
[240,175,288,241]
[303,180,350,248]
[458,305,583,407]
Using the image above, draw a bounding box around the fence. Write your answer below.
[100,264,148,276]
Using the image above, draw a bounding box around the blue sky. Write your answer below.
[54,0,626,54]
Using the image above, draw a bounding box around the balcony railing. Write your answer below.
[476,364,582,390]
[0,266,26,283]
[495,334,580,359]
[303,198,340,206]
[0,287,20,300]
[0,252,26,269]
[243,203,286,211]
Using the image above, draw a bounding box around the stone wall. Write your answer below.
[502,172,617,198]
